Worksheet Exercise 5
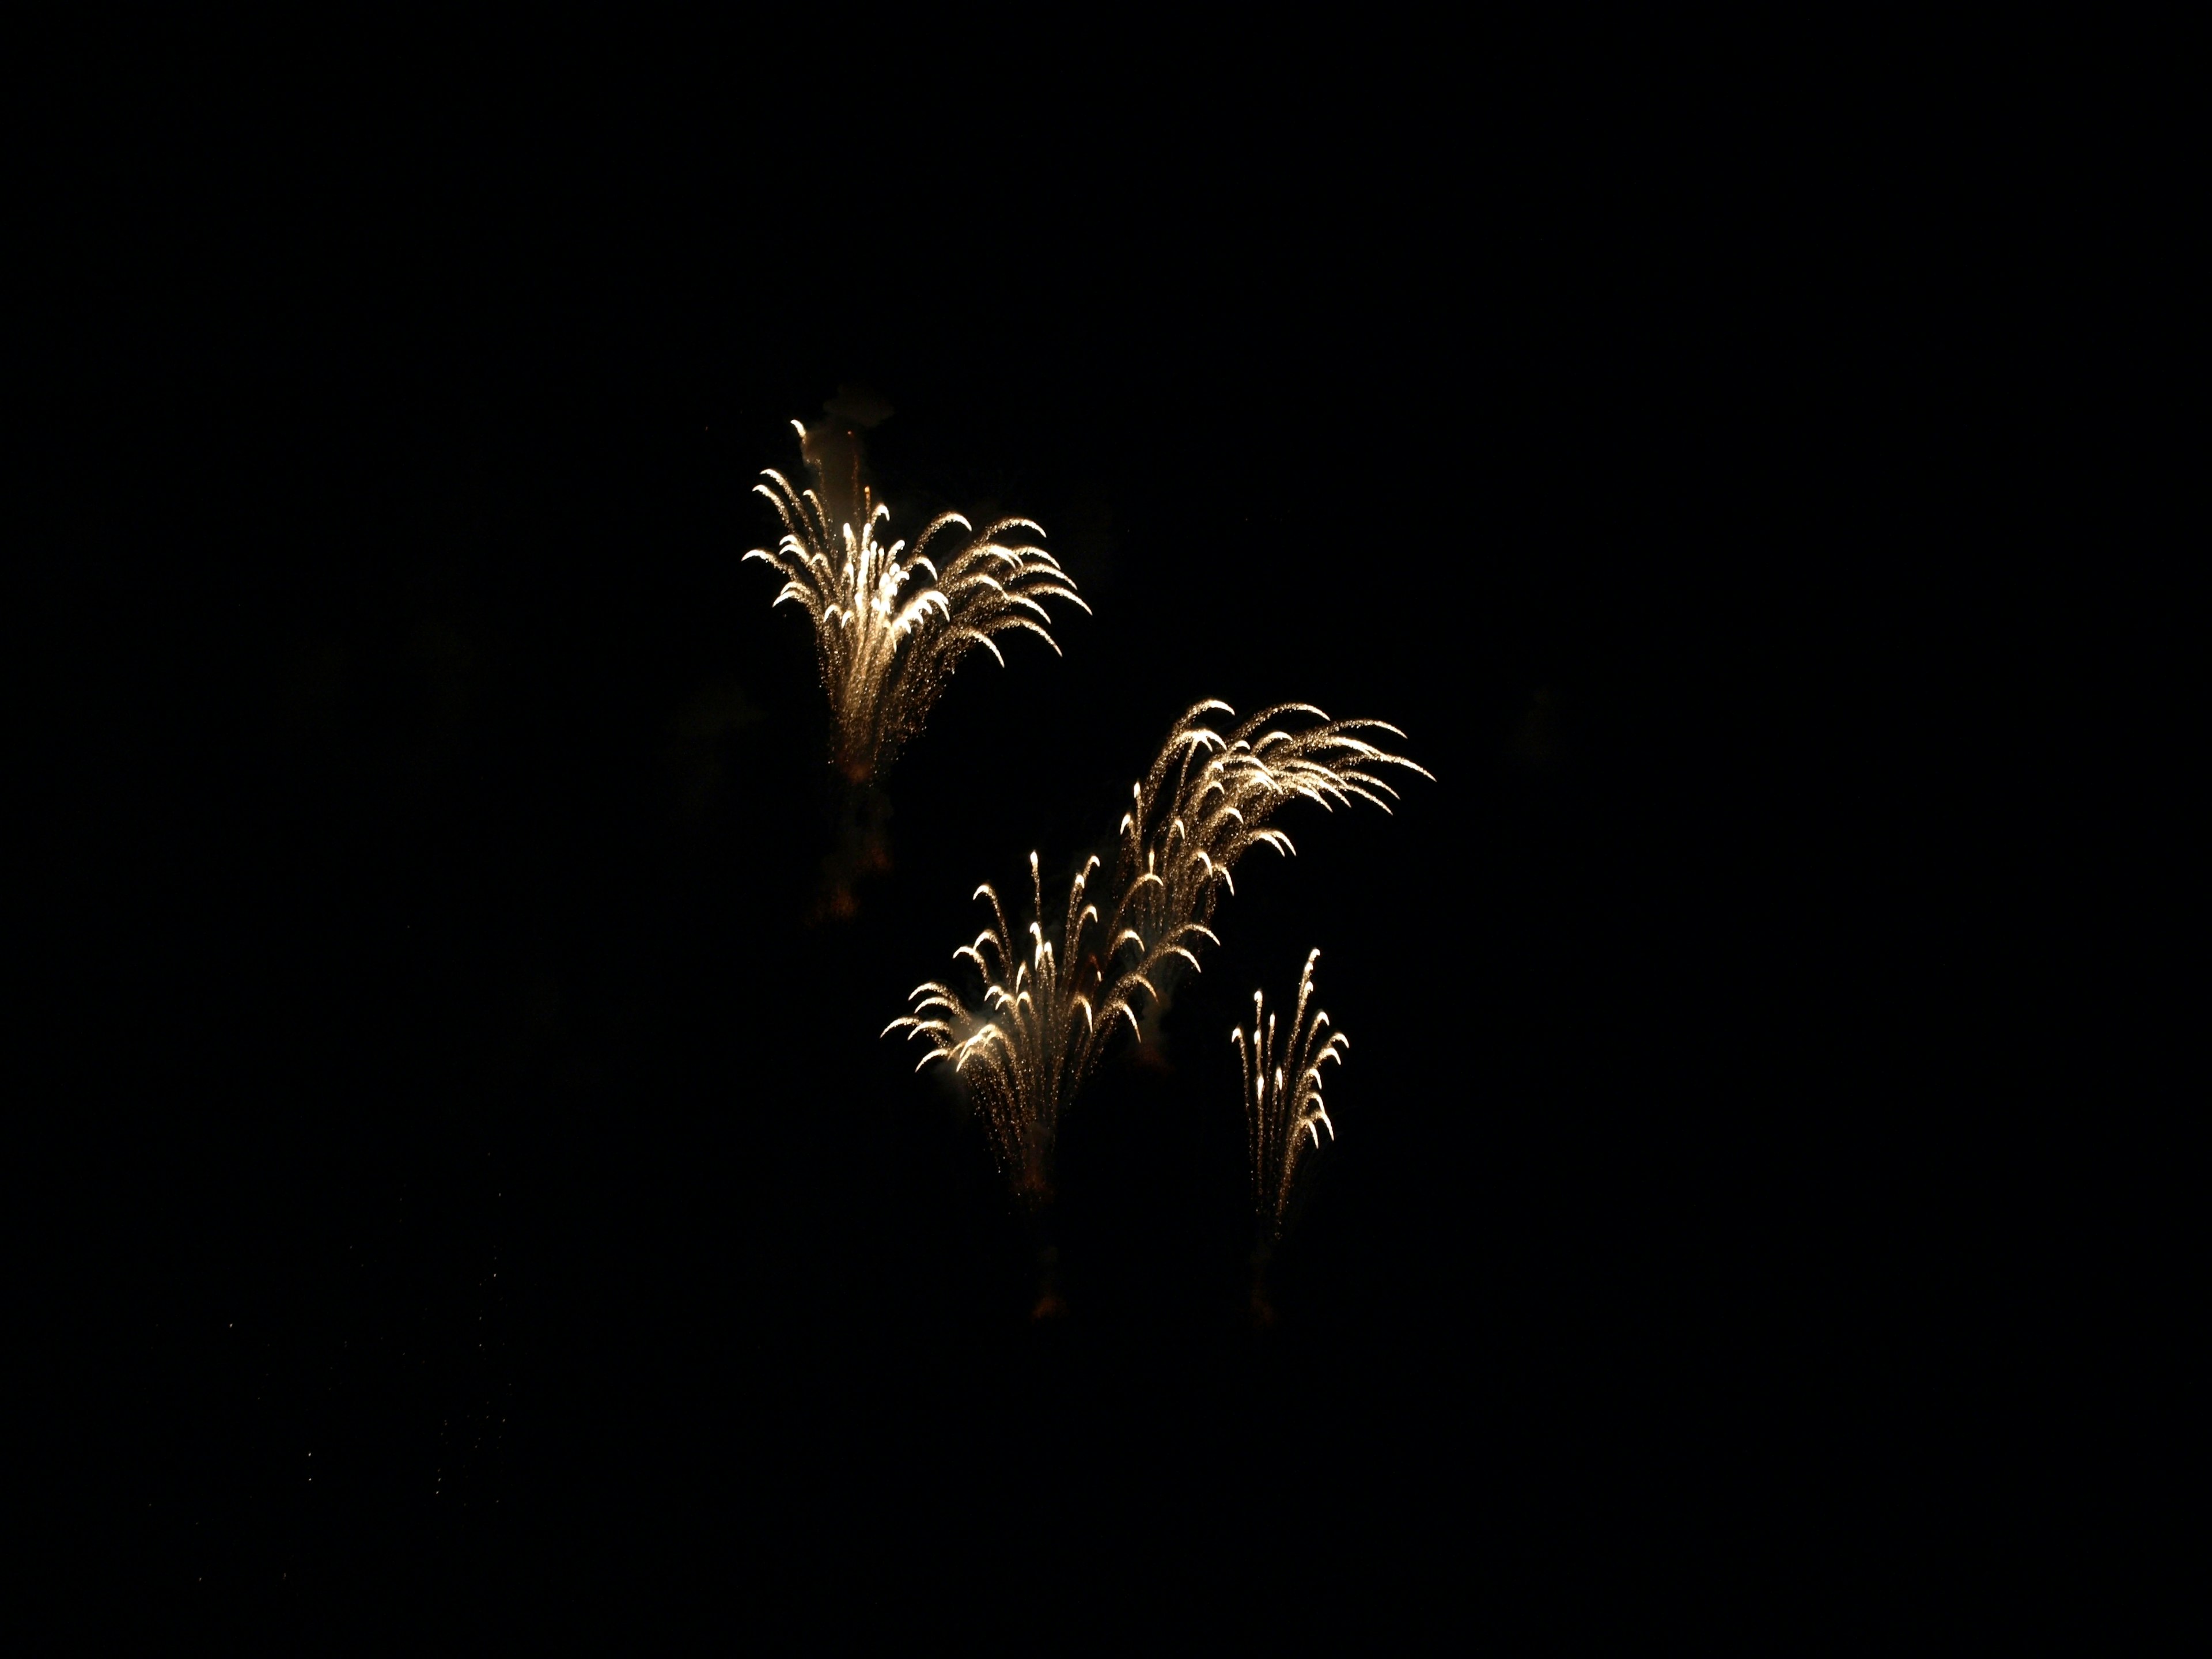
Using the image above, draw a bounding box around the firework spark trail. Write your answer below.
[744,420,1089,783]
[1236,948,1346,1243]
[885,700,1430,1202]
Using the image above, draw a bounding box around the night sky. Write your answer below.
[35,32,2069,1632]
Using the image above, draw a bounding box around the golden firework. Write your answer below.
[885,700,1429,1202]
[745,420,1089,783]
[1236,948,1345,1244]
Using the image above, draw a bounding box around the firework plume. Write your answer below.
[744,421,1088,784]
[886,700,1430,1203]
[1237,948,1346,1246]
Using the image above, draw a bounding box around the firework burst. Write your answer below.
[1237,948,1346,1245]
[745,420,1089,783]
[885,700,1430,1203]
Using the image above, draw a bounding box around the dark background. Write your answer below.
[31,27,2072,1633]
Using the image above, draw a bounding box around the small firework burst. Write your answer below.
[1236,948,1345,1245]
[745,421,1088,783]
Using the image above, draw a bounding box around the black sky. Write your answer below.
[29,29,2062,1633]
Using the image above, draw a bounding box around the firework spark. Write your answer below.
[745,420,1089,783]
[1237,948,1346,1245]
[885,700,1430,1203]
